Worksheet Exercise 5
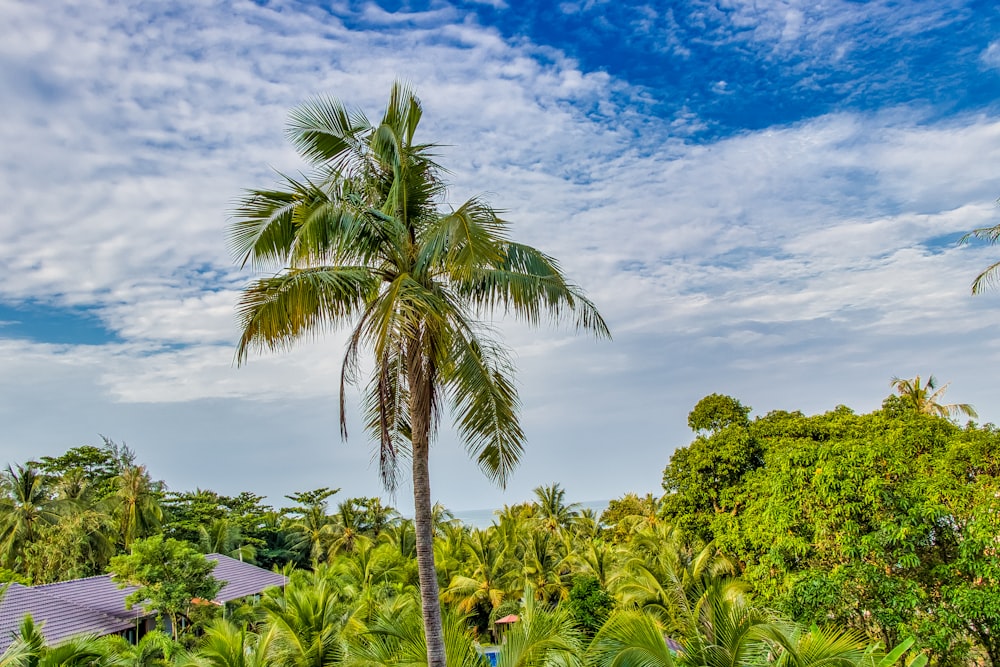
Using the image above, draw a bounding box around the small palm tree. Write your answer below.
[890,375,977,419]
[99,630,177,667]
[178,620,277,667]
[259,575,348,667]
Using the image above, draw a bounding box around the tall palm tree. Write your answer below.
[889,375,978,420]
[230,82,609,667]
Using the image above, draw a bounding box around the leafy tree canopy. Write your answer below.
[108,535,222,640]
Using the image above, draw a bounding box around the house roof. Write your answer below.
[33,574,141,621]
[0,553,287,651]
[0,583,138,650]
[208,554,287,603]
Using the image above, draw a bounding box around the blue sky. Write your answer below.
[2,0,1000,513]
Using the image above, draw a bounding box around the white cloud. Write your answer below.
[0,0,998,510]
[983,41,1000,69]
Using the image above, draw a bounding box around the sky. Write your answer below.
[2,0,1000,515]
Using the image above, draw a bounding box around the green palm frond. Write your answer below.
[286,95,371,168]
[446,330,523,486]
[236,267,378,364]
[587,611,678,667]
[960,223,1000,294]
[461,243,610,337]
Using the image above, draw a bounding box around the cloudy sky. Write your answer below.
[2,0,999,514]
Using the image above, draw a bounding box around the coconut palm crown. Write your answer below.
[890,375,977,420]
[229,82,609,667]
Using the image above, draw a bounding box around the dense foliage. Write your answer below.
[1,380,993,665]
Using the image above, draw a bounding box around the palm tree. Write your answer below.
[178,620,277,667]
[532,484,580,534]
[890,375,978,419]
[110,465,164,550]
[492,591,583,667]
[230,82,609,667]
[961,222,1000,294]
[100,629,177,667]
[0,465,61,568]
[259,575,348,667]
[198,518,256,563]
[442,528,514,616]
[347,597,482,667]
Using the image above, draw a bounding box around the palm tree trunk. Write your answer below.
[409,348,447,667]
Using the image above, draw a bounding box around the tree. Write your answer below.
[0,464,62,569]
[108,535,222,640]
[532,483,580,534]
[564,575,614,638]
[110,464,164,550]
[229,82,608,667]
[687,393,751,434]
[890,375,977,420]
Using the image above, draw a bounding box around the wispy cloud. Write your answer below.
[0,0,997,508]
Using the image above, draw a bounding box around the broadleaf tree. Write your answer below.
[109,535,222,640]
[229,82,609,667]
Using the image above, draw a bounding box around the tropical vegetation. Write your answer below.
[0,374,993,665]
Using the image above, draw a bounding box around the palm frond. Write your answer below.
[587,610,677,667]
[445,328,524,487]
[461,243,610,337]
[286,96,371,167]
[235,266,378,364]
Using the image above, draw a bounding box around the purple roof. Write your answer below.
[33,574,140,621]
[207,554,288,603]
[0,553,287,650]
[0,583,137,651]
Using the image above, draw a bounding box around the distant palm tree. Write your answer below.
[198,518,256,563]
[890,375,978,419]
[532,483,581,534]
[0,465,62,568]
[110,465,163,549]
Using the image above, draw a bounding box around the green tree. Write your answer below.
[229,82,608,667]
[0,464,62,570]
[108,535,222,640]
[179,619,278,667]
[686,393,751,434]
[661,399,764,540]
[110,465,164,550]
[259,573,348,667]
[531,483,580,534]
[564,575,614,638]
